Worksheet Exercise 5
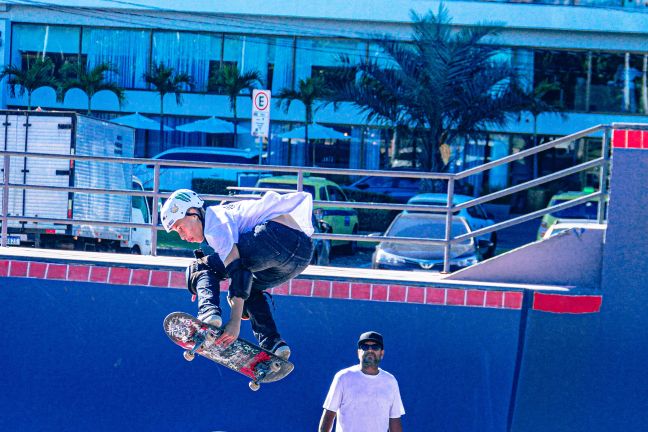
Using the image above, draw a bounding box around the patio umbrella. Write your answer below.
[176,116,250,134]
[277,123,349,141]
[111,112,174,131]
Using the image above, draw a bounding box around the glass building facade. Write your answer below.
[7,15,648,192]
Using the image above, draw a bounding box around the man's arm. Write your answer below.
[318,409,336,432]
[389,417,403,432]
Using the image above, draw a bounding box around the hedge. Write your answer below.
[342,187,400,233]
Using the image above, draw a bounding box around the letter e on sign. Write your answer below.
[251,89,271,138]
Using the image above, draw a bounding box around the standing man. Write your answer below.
[319,331,405,432]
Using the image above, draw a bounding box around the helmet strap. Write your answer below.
[186,208,206,229]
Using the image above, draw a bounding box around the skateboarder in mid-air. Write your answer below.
[161,189,314,360]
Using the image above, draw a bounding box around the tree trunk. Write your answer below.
[306,105,312,166]
[306,123,312,166]
[532,115,539,179]
[233,97,238,148]
[160,95,165,152]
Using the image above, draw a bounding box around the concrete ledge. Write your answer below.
[0,247,603,314]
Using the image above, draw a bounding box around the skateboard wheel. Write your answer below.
[249,381,260,391]
[183,351,195,362]
[270,361,281,373]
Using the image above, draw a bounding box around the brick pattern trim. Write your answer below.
[0,259,600,313]
[613,129,648,149]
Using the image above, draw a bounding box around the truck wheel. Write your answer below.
[343,226,359,255]
[129,246,141,255]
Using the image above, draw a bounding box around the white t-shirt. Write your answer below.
[323,365,405,432]
[203,191,314,261]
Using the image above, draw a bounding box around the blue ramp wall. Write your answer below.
[510,134,648,431]
[0,277,522,432]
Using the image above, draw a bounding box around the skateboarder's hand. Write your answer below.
[216,319,241,347]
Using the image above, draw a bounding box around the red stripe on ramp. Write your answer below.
[533,292,602,314]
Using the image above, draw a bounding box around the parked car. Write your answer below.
[346,175,422,203]
[372,213,488,272]
[135,146,264,191]
[406,193,497,258]
[255,175,359,249]
[537,188,606,239]
[542,221,606,239]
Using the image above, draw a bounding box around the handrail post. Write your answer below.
[442,178,455,274]
[150,163,160,256]
[297,170,304,192]
[1,154,9,247]
[598,126,611,224]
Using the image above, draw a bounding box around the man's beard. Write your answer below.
[361,352,381,368]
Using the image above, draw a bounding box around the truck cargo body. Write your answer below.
[1,111,150,253]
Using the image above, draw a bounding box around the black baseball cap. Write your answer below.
[358,331,384,348]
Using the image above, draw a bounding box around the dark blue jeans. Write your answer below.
[237,221,313,350]
[196,221,313,350]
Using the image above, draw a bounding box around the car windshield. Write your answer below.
[257,182,316,197]
[551,199,599,219]
[157,152,259,164]
[387,216,471,244]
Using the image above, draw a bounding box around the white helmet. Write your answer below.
[160,189,204,232]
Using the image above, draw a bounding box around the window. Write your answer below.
[82,27,151,89]
[467,205,489,220]
[12,24,81,79]
[551,200,599,220]
[132,195,150,224]
[327,186,347,202]
[295,38,366,90]
[152,31,221,92]
[589,52,625,112]
[20,51,85,80]
[533,49,588,111]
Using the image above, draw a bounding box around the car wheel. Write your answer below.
[483,232,497,259]
[343,225,359,255]
[317,240,331,266]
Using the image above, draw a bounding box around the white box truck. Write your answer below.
[1,110,152,254]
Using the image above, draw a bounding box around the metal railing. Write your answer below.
[1,122,638,272]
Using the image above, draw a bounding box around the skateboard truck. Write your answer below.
[249,360,282,391]
[183,327,210,362]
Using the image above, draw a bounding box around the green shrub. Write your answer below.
[342,187,400,233]
[191,178,237,205]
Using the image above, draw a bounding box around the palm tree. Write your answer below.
[143,62,194,150]
[0,56,58,111]
[58,61,125,115]
[330,6,522,173]
[512,80,566,178]
[276,76,331,166]
[208,64,262,147]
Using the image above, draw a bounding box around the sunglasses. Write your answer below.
[359,343,383,351]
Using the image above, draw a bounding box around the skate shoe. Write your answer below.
[270,340,291,360]
[199,313,222,328]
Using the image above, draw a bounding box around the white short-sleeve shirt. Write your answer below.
[323,365,405,432]
[203,191,314,261]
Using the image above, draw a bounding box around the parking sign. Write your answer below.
[251,90,271,138]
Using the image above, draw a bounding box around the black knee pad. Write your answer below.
[226,259,253,301]
[186,249,228,295]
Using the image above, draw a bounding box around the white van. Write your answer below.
[135,146,264,191]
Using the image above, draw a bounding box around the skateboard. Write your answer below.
[163,312,294,391]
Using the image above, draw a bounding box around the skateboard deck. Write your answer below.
[163,312,294,390]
